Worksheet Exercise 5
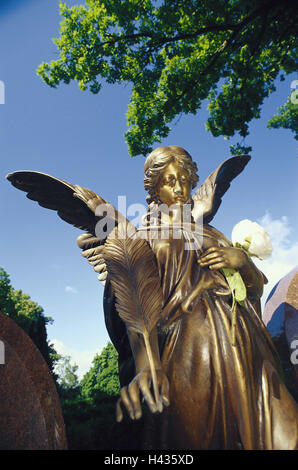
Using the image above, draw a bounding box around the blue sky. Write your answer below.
[0,0,297,377]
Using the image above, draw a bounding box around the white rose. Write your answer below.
[231,219,273,260]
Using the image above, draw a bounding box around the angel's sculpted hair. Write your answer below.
[144,145,199,205]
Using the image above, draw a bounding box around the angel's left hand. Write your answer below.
[198,246,248,271]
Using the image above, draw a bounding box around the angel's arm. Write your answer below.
[191,155,266,305]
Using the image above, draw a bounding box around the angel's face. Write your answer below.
[156,161,192,207]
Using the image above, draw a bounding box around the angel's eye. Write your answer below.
[179,176,190,186]
[165,177,175,187]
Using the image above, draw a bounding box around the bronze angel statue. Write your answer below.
[7,145,298,450]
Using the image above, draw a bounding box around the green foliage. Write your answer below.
[267,98,298,140]
[229,142,252,155]
[0,267,56,373]
[55,354,80,391]
[60,391,143,450]
[60,342,142,449]
[80,341,120,398]
[38,0,297,156]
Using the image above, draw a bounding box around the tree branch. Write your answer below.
[101,0,283,50]
[101,23,236,48]
[164,0,285,110]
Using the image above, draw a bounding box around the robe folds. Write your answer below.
[104,223,298,450]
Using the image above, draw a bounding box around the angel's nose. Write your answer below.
[173,181,183,195]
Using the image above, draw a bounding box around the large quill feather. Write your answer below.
[103,222,163,408]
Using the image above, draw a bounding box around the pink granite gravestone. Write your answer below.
[0,312,67,449]
[263,267,298,381]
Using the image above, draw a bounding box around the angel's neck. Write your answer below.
[161,208,181,224]
[160,203,193,225]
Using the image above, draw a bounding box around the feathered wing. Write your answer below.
[6,171,128,283]
[77,234,108,285]
[191,155,251,224]
[104,222,164,407]
[7,171,96,232]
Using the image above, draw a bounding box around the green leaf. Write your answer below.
[222,267,247,303]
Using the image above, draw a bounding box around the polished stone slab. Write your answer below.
[263,267,298,381]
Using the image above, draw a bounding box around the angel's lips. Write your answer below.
[173,196,188,204]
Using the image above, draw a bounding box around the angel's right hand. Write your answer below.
[116,368,169,422]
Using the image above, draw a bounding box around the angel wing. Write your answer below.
[191,155,251,224]
[6,170,127,285]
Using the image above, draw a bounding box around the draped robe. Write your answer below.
[104,222,298,450]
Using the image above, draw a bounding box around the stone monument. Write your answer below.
[263,267,298,395]
[0,311,67,450]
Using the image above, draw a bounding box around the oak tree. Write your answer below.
[38,0,297,156]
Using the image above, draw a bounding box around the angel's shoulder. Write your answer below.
[203,224,232,247]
